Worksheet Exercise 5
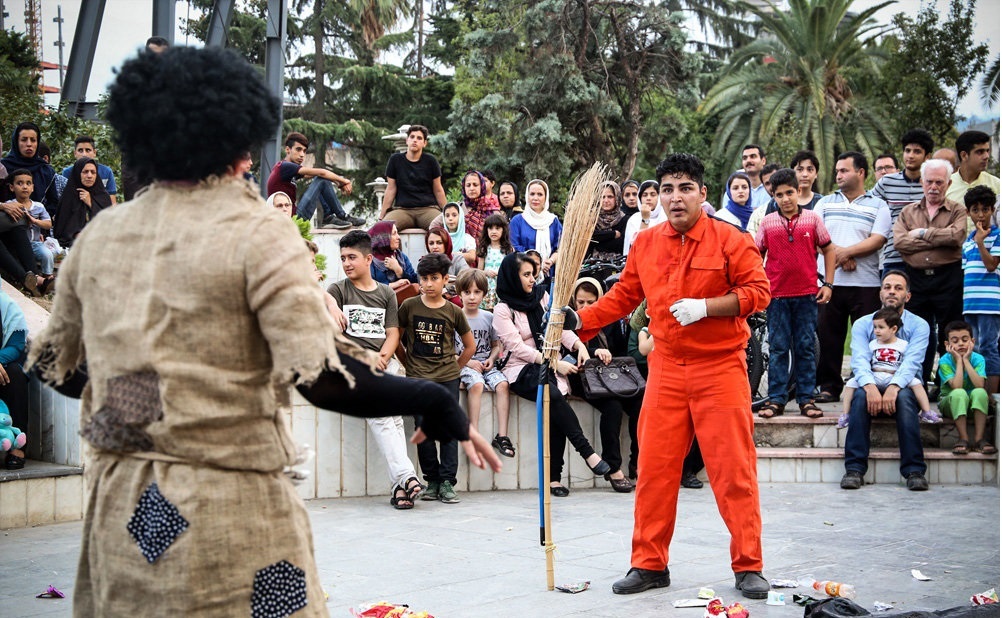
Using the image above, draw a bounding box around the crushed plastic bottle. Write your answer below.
[799,577,857,600]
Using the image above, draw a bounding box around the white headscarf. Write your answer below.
[521,179,556,259]
[266,191,293,215]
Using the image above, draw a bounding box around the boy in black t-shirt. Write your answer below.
[378,125,447,231]
[398,253,475,503]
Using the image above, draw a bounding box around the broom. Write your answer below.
[536,162,610,590]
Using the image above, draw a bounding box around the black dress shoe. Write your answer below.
[735,571,770,599]
[549,484,570,497]
[681,472,703,489]
[605,473,635,493]
[589,459,612,476]
[612,567,670,594]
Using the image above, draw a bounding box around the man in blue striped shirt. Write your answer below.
[874,129,933,275]
[841,271,929,491]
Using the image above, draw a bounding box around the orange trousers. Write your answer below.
[632,350,763,573]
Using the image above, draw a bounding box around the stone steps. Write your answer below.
[0,460,84,529]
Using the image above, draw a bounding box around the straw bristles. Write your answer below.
[542,162,611,361]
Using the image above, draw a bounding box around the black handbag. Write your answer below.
[580,357,646,399]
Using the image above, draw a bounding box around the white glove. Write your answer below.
[670,298,708,326]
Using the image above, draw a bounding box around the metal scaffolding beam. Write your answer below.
[61,0,106,118]
[260,0,287,196]
[151,0,176,44]
[205,0,236,48]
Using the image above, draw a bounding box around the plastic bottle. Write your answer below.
[810,580,857,600]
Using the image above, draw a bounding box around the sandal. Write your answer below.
[758,401,784,419]
[799,401,824,419]
[4,453,25,470]
[390,485,414,510]
[975,440,998,456]
[605,473,634,493]
[492,434,516,458]
[814,390,837,403]
[402,476,425,501]
[953,440,971,456]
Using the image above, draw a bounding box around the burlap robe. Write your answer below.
[30,178,369,617]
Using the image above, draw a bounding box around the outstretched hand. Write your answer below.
[411,424,503,473]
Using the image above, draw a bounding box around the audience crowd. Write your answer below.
[2,106,999,498]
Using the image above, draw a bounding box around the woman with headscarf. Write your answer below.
[588,181,627,259]
[492,252,610,496]
[1,123,58,209]
[623,179,664,256]
[0,137,7,183]
[715,171,754,230]
[28,46,499,616]
[368,220,419,293]
[0,286,29,469]
[266,191,294,217]
[509,179,562,274]
[461,170,500,241]
[620,179,640,218]
[497,181,522,220]
[53,157,113,248]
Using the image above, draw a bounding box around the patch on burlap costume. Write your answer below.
[29,178,369,617]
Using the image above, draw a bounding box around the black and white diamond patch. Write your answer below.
[251,560,308,618]
[126,482,189,564]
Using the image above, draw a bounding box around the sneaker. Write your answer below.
[918,409,942,423]
[321,215,352,229]
[438,481,460,503]
[840,470,864,490]
[345,215,367,227]
[836,413,850,429]
[905,472,929,491]
[421,480,440,501]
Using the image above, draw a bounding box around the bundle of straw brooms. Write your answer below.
[537,162,611,590]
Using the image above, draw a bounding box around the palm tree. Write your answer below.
[700,0,895,190]
[981,55,1000,107]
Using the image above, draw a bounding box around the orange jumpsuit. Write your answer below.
[578,210,771,573]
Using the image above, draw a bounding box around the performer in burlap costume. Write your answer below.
[28,47,500,618]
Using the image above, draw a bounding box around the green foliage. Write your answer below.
[438,0,702,205]
[982,56,1000,108]
[293,215,325,271]
[0,29,40,95]
[874,0,990,147]
[701,0,895,192]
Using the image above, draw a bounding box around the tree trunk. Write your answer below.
[309,0,325,120]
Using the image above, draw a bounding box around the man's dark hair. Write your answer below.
[36,141,51,160]
[955,130,992,157]
[742,144,765,158]
[655,153,704,188]
[768,168,797,192]
[873,307,902,331]
[284,132,309,149]
[761,163,781,177]
[482,169,496,183]
[875,152,898,169]
[964,185,997,210]
[339,230,372,254]
[417,252,451,277]
[74,135,96,148]
[146,36,169,48]
[407,124,429,140]
[881,269,911,291]
[901,128,934,155]
[789,150,819,171]
[944,320,974,339]
[106,47,280,183]
[6,168,32,184]
[837,151,869,178]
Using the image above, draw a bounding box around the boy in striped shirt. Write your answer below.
[961,186,1000,398]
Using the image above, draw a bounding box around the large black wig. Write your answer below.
[105,46,280,184]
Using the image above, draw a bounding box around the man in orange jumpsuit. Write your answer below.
[566,153,772,598]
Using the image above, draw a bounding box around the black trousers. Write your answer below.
[904,262,964,385]
[511,364,596,483]
[588,395,641,474]
[0,362,30,439]
[815,285,882,397]
[414,378,460,485]
[0,227,36,283]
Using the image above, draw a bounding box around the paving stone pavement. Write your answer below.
[3,482,999,617]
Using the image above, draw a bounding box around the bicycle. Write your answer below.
[746,311,820,412]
